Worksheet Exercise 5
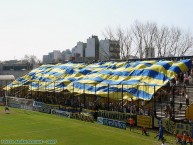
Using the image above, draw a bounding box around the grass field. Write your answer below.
[0,106,175,145]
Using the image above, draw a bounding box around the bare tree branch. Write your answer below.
[102,20,193,59]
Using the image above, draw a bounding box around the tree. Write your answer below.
[154,26,170,57]
[102,21,193,59]
[131,21,144,58]
[22,54,41,66]
[103,26,133,59]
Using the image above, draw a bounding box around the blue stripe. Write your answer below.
[156,61,171,70]
[73,82,152,99]
[181,59,192,68]
[129,69,169,81]
[53,65,74,74]
[46,71,63,76]
[168,66,182,74]
[33,76,51,82]
[102,80,122,85]
[112,71,130,76]
[80,77,104,83]
[78,68,92,75]
[98,70,113,75]
[96,69,169,81]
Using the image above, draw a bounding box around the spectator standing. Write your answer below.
[164,105,170,118]
[187,134,193,145]
[155,125,164,140]
[188,69,193,85]
[169,95,174,108]
[141,100,145,108]
[158,125,164,141]
[180,73,184,84]
[182,131,187,145]
[128,117,135,131]
[176,133,182,144]
[184,74,189,85]
[185,93,189,106]
[5,105,9,112]
[175,74,181,85]
[139,107,144,115]
[169,79,175,87]
[141,126,149,136]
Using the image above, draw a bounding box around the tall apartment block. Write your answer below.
[72,42,86,61]
[85,35,99,61]
[43,50,62,64]
[99,39,120,60]
[42,35,121,63]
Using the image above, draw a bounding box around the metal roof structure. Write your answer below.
[0,75,15,81]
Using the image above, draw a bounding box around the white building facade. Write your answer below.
[99,39,120,60]
[43,50,62,64]
[62,49,72,62]
[85,36,99,60]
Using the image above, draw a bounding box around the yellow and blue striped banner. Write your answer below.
[6,60,192,100]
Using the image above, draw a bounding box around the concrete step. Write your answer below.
[153,86,193,121]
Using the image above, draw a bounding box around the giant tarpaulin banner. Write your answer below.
[5,60,192,100]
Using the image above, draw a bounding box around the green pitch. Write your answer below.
[0,106,174,145]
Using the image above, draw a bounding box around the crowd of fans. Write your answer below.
[2,66,193,122]
[175,131,193,145]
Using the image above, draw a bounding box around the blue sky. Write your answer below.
[0,0,192,61]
